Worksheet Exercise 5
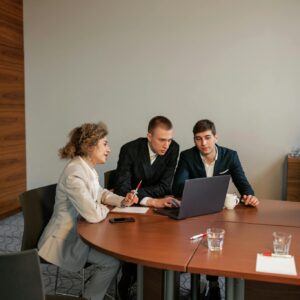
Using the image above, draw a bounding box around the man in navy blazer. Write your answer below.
[172,119,259,205]
[172,119,259,300]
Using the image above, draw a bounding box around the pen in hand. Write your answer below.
[132,180,142,197]
[123,180,142,206]
[190,232,207,240]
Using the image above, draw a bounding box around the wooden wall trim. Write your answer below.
[0,0,26,219]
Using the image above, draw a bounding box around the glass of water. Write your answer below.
[207,228,225,251]
[272,232,292,255]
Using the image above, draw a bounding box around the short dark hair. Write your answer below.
[193,119,216,136]
[148,116,173,133]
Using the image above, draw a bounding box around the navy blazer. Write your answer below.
[114,138,179,201]
[172,145,254,197]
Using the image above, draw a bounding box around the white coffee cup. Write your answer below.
[224,193,240,209]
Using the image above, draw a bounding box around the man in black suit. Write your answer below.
[172,119,259,300]
[114,116,179,299]
[114,115,179,207]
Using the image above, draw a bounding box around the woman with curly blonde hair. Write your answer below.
[38,122,138,300]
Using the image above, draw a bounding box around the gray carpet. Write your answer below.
[0,212,225,299]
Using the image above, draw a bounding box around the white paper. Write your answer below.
[111,207,149,214]
[256,254,297,276]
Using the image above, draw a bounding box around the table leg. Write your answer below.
[234,278,244,300]
[191,274,200,300]
[164,270,175,300]
[137,264,144,300]
[226,278,234,300]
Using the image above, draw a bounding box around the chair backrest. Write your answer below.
[104,169,116,190]
[0,249,45,300]
[19,184,57,251]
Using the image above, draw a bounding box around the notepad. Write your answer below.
[256,253,297,276]
[112,207,149,214]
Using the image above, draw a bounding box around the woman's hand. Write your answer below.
[122,192,139,206]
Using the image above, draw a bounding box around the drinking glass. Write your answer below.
[272,232,292,255]
[207,228,225,251]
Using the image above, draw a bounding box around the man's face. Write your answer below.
[147,127,173,156]
[194,130,217,156]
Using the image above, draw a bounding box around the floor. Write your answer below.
[0,212,225,299]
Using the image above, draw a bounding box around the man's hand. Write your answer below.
[242,195,259,207]
[146,197,180,208]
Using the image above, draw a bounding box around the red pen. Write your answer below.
[261,252,292,258]
[133,180,142,197]
[262,251,273,256]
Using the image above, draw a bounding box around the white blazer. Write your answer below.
[38,156,123,272]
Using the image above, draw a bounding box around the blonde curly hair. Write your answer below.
[59,122,108,159]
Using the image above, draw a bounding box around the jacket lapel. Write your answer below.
[150,154,164,180]
[141,140,153,181]
[192,147,207,177]
[213,145,222,176]
[78,156,99,199]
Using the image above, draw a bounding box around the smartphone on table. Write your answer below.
[109,217,135,224]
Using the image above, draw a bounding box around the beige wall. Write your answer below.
[24,0,300,199]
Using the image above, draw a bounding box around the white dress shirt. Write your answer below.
[148,143,157,165]
[200,147,218,178]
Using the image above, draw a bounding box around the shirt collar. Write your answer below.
[148,143,157,159]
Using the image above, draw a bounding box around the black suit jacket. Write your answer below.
[172,145,254,197]
[114,138,179,201]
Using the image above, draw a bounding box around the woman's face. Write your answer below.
[89,137,111,165]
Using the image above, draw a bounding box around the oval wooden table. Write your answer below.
[185,199,300,299]
[77,211,205,300]
[214,199,300,227]
[77,200,300,300]
[187,221,300,299]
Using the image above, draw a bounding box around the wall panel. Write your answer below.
[0,0,25,218]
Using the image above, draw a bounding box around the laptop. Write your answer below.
[154,175,230,220]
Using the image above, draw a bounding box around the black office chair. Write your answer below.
[20,184,57,251]
[0,249,86,300]
[104,169,117,190]
[19,184,88,297]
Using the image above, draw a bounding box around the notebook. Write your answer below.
[154,175,230,220]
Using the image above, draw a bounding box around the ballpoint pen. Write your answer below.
[190,232,207,240]
[133,180,142,197]
[121,180,142,207]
